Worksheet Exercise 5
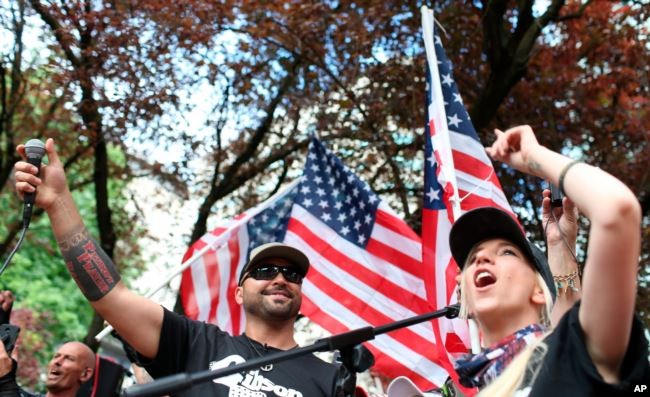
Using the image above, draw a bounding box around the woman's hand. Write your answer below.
[485,125,544,177]
[542,189,578,250]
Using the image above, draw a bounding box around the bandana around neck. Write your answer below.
[454,323,545,388]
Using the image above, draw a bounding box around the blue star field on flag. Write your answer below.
[247,187,297,251]
[431,34,481,141]
[423,34,481,212]
[295,137,380,248]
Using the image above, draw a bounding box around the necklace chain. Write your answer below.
[244,335,274,372]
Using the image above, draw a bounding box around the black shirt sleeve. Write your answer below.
[141,308,194,378]
[529,301,650,396]
[0,365,19,397]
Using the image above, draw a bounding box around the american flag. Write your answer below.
[420,5,515,381]
[180,137,452,388]
[179,179,300,336]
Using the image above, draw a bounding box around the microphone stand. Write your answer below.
[123,304,460,397]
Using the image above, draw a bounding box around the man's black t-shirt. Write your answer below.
[525,302,650,396]
[143,309,340,397]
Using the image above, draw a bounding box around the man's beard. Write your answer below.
[244,286,301,321]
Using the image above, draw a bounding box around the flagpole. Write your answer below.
[94,178,302,341]
[421,6,481,354]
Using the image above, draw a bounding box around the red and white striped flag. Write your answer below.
[421,5,515,385]
[181,137,452,389]
[179,8,517,391]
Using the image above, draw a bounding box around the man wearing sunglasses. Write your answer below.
[236,244,307,330]
[13,141,345,396]
[136,242,344,397]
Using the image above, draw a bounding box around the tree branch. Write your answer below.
[29,0,81,67]
[189,56,302,244]
[555,0,593,22]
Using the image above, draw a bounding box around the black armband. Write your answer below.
[59,227,121,301]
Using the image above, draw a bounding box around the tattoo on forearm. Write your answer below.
[59,227,121,301]
[58,228,90,252]
[528,160,542,174]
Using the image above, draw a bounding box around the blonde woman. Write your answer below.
[450,125,648,395]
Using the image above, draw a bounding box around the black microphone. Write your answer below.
[22,139,45,228]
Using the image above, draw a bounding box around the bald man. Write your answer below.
[0,341,95,397]
[43,342,95,397]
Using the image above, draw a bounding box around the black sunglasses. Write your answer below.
[243,265,304,284]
